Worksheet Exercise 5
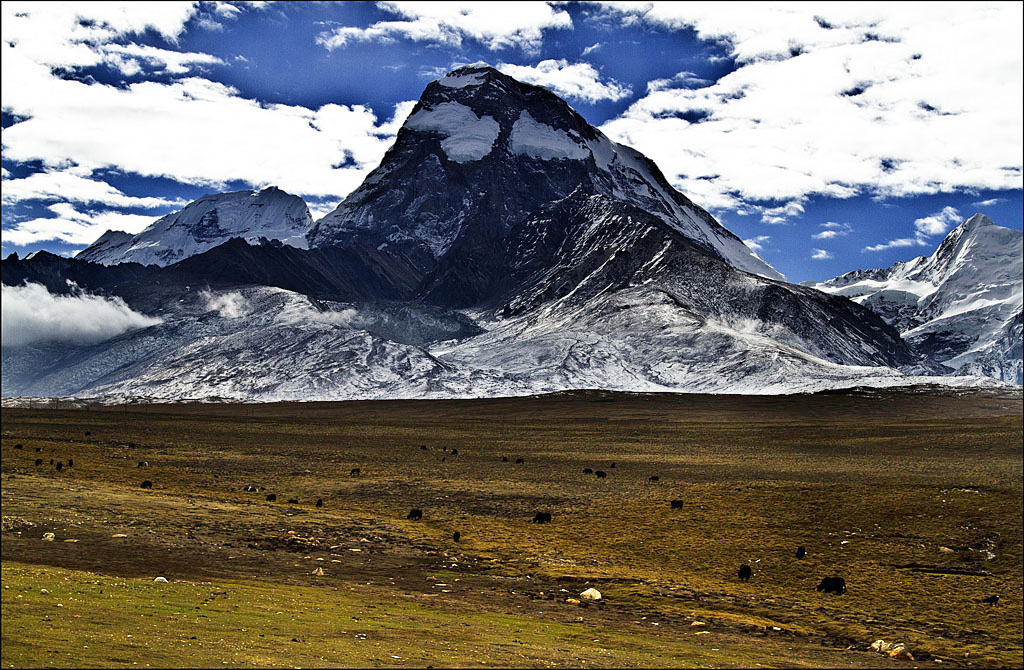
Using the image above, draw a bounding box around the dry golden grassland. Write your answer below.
[2,389,1021,668]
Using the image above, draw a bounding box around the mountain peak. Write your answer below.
[78,186,312,267]
[309,66,786,296]
[960,212,996,232]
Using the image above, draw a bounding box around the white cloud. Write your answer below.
[582,42,602,56]
[645,71,712,93]
[971,197,1004,207]
[757,200,805,224]
[812,221,853,239]
[1,281,162,348]
[913,205,959,238]
[1,1,419,250]
[2,203,157,246]
[810,248,833,260]
[861,205,959,252]
[743,234,770,252]
[102,42,223,75]
[599,4,1023,213]
[497,59,632,102]
[202,289,248,319]
[1,2,201,71]
[276,300,363,329]
[1,170,186,209]
[1,65,415,201]
[863,238,916,252]
[317,2,572,52]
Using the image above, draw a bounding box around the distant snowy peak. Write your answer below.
[308,64,783,287]
[78,186,312,267]
[809,213,1022,384]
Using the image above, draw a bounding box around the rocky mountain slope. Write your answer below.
[807,214,1022,384]
[77,186,311,267]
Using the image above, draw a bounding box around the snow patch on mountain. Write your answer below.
[404,101,500,163]
[510,111,589,160]
[437,70,488,88]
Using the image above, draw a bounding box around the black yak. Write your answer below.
[266,493,277,502]
[140,480,153,489]
[670,500,684,509]
[316,498,324,508]
[532,511,552,524]
[796,546,806,559]
[407,508,423,521]
[595,470,607,478]
[816,576,846,595]
[738,564,752,582]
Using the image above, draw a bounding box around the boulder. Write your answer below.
[580,587,602,601]
[871,640,913,660]
[153,576,168,583]
[42,532,55,541]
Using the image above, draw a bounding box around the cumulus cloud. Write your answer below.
[863,238,916,252]
[1,170,186,209]
[2,203,157,246]
[810,248,833,260]
[1,71,414,202]
[1,3,418,247]
[743,235,770,252]
[862,206,960,252]
[599,4,1023,213]
[497,59,632,102]
[1,282,162,348]
[317,2,572,52]
[202,289,249,319]
[913,206,960,238]
[757,200,805,224]
[812,222,853,239]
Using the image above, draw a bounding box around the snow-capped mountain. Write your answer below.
[77,186,311,267]
[807,214,1022,384]
[309,63,782,307]
[3,66,1009,400]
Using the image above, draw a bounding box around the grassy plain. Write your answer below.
[2,388,1022,668]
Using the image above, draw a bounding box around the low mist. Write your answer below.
[1,282,163,348]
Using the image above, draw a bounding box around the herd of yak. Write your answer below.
[11,437,1004,605]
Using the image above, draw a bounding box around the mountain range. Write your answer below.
[2,64,1018,399]
[806,214,1022,384]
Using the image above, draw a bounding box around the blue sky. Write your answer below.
[1,1,1021,282]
